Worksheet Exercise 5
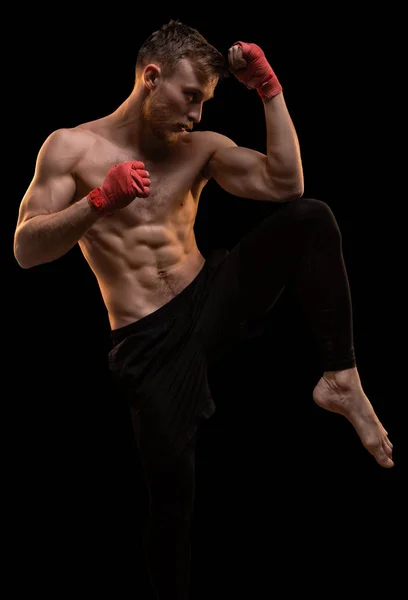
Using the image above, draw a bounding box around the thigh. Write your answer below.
[236,199,323,316]
[196,243,245,364]
[197,199,321,362]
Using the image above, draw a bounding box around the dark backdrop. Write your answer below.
[7,8,404,599]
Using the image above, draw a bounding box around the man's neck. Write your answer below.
[108,91,174,160]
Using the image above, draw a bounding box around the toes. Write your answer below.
[382,439,393,458]
[365,435,394,468]
[377,443,394,468]
[384,439,393,453]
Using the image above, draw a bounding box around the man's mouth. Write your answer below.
[176,124,191,132]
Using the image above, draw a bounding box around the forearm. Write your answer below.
[229,41,303,195]
[263,93,304,193]
[14,197,101,268]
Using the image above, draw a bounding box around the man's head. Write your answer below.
[135,20,229,144]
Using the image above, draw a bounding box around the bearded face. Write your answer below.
[141,60,216,146]
[142,85,181,145]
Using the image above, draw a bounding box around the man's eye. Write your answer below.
[185,93,194,102]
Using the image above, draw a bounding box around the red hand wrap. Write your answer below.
[87,187,111,215]
[87,161,148,215]
[233,41,282,100]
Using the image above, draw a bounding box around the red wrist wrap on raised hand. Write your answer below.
[233,41,282,100]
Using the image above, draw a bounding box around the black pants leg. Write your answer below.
[137,426,197,600]
[199,197,356,371]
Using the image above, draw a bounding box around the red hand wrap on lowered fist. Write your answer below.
[87,161,150,215]
[233,41,282,100]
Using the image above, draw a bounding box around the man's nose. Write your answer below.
[188,104,202,124]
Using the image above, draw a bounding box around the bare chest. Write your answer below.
[74,138,207,222]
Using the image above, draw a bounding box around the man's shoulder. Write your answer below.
[39,121,102,166]
[191,130,236,152]
[43,123,94,150]
[191,130,236,150]
[190,131,237,180]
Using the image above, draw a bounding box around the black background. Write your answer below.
[7,7,405,599]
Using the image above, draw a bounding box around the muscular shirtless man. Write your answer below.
[14,20,393,599]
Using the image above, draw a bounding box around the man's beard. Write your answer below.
[142,94,179,145]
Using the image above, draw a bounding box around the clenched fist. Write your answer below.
[228,41,282,100]
[88,161,151,215]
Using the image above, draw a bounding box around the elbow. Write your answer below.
[13,233,37,269]
[278,187,304,202]
[13,237,26,268]
[264,165,304,202]
[265,160,304,202]
[14,245,43,269]
[14,246,33,269]
[15,257,34,269]
[276,178,304,203]
[14,234,61,269]
[284,171,305,201]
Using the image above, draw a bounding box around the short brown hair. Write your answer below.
[136,19,229,85]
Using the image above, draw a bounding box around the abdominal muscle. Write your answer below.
[79,216,206,331]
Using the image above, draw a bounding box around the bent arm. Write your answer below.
[14,129,100,269]
[205,93,304,202]
[15,198,101,269]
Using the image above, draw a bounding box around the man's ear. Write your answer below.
[143,64,161,90]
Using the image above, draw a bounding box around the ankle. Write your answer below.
[323,367,360,389]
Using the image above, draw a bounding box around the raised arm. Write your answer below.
[205,42,304,202]
[14,130,151,269]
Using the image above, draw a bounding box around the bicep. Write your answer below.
[18,172,76,226]
[207,145,277,200]
[16,129,79,228]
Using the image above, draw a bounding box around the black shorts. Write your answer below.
[108,245,253,471]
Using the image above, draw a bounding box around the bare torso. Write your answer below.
[73,118,215,330]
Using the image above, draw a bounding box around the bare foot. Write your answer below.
[313,367,394,468]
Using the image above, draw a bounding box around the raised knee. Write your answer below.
[288,197,339,230]
[292,197,332,216]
